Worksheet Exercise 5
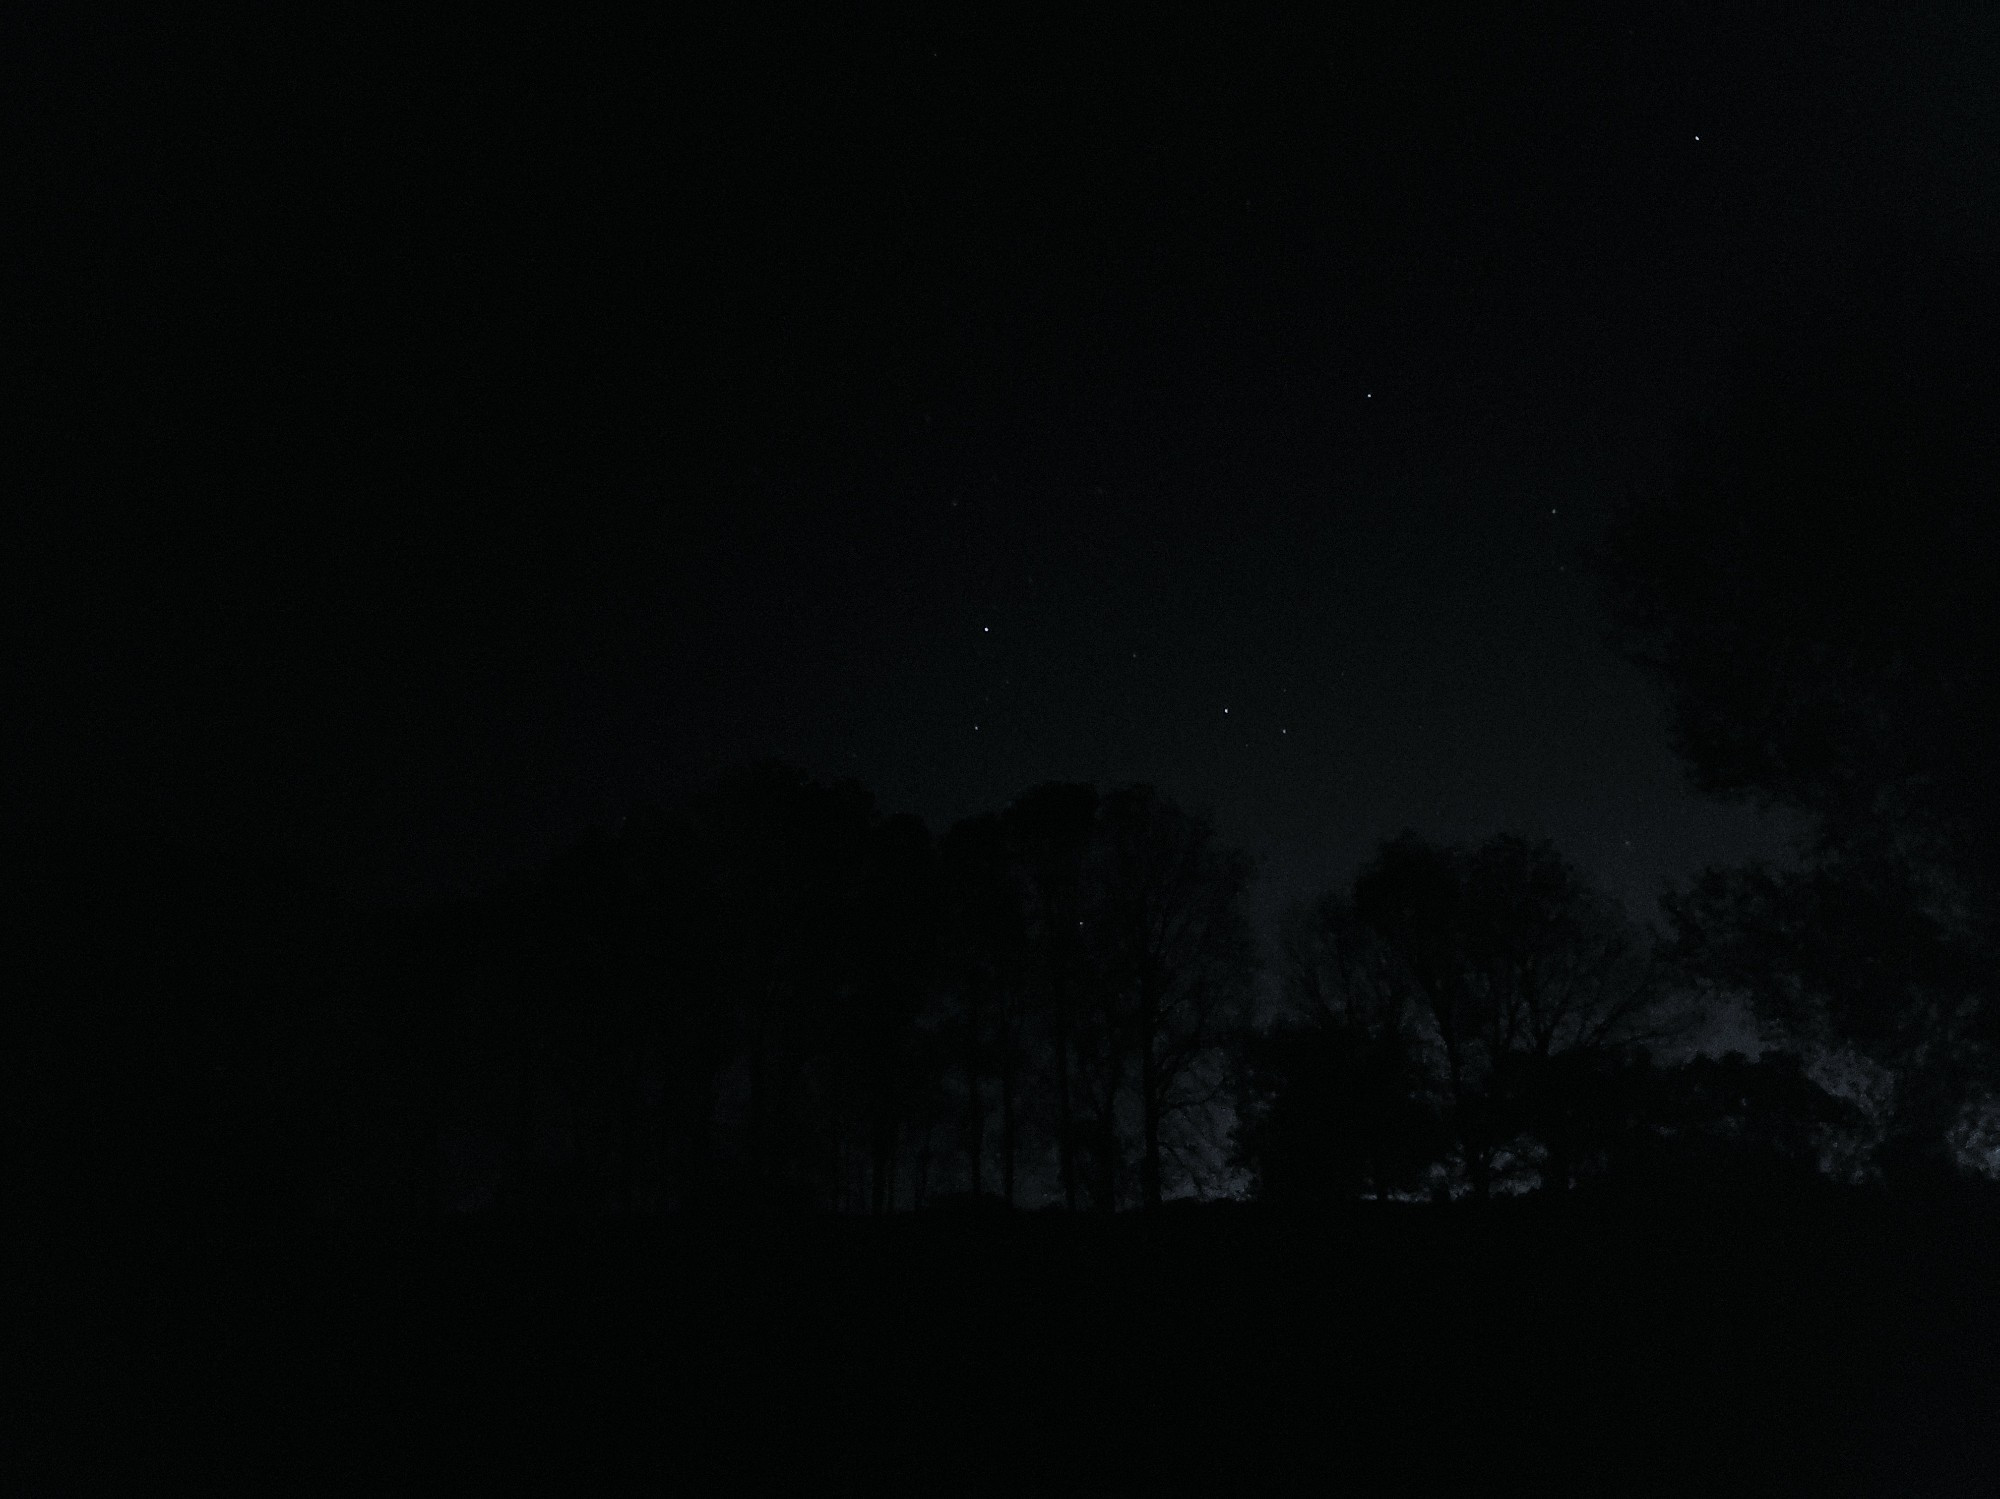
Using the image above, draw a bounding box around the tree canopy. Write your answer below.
[1602,304,2000,1177]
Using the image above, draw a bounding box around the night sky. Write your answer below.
[13,8,1994,938]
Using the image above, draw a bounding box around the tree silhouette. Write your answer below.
[1234,893,1442,1204]
[0,818,404,1219]
[693,764,875,1208]
[1661,852,1989,1182]
[938,813,1028,1203]
[1605,309,2000,1180]
[1001,783,1099,1211]
[1349,833,1508,1197]
[34,760,1927,1224]
[1087,786,1259,1210]
[1456,835,1677,1191]
[1664,1049,1863,1185]
[1236,883,1451,1204]
[1246,832,1677,1201]
[842,812,940,1213]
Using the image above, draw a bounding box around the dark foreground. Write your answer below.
[23,1184,2000,1492]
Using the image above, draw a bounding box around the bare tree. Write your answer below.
[1003,783,1099,1211]
[1088,786,1260,1210]
[1352,832,1679,1198]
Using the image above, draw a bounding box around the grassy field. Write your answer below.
[23,1185,2000,1491]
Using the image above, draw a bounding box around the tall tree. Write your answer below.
[1002,783,1099,1211]
[1088,786,1259,1210]
[1350,834,1498,1197]
[626,808,736,1213]
[1458,836,1676,1191]
[1603,306,2000,1177]
[939,813,1027,1202]
[696,762,874,1207]
[1234,895,1446,1205]
[844,812,940,1213]
[1349,832,1674,1198]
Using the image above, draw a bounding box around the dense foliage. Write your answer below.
[1602,306,2000,1180]
[10,780,1899,1220]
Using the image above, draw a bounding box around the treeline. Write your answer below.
[6,767,1904,1222]
[5,775,1254,1219]
[1242,834,1867,1206]
[352,772,1260,1217]
[18,284,1998,1223]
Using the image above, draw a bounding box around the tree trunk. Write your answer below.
[1097,1106,1118,1210]
[1438,1012,1487,1203]
[1000,1035,1017,1208]
[1545,1125,1573,1194]
[683,1066,717,1214]
[619,1042,647,1215]
[618,1074,637,1215]
[1139,984,1161,1211]
[748,1003,768,1203]
[1055,992,1077,1212]
[966,979,984,1197]
[1467,1142,1491,1202]
[871,1098,896,1215]
[507,1047,536,1212]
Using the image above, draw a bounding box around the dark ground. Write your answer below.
[22,1186,2000,1492]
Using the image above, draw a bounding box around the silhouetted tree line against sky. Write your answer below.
[11,310,2000,1221]
[10,753,1984,1223]
[12,773,1259,1219]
